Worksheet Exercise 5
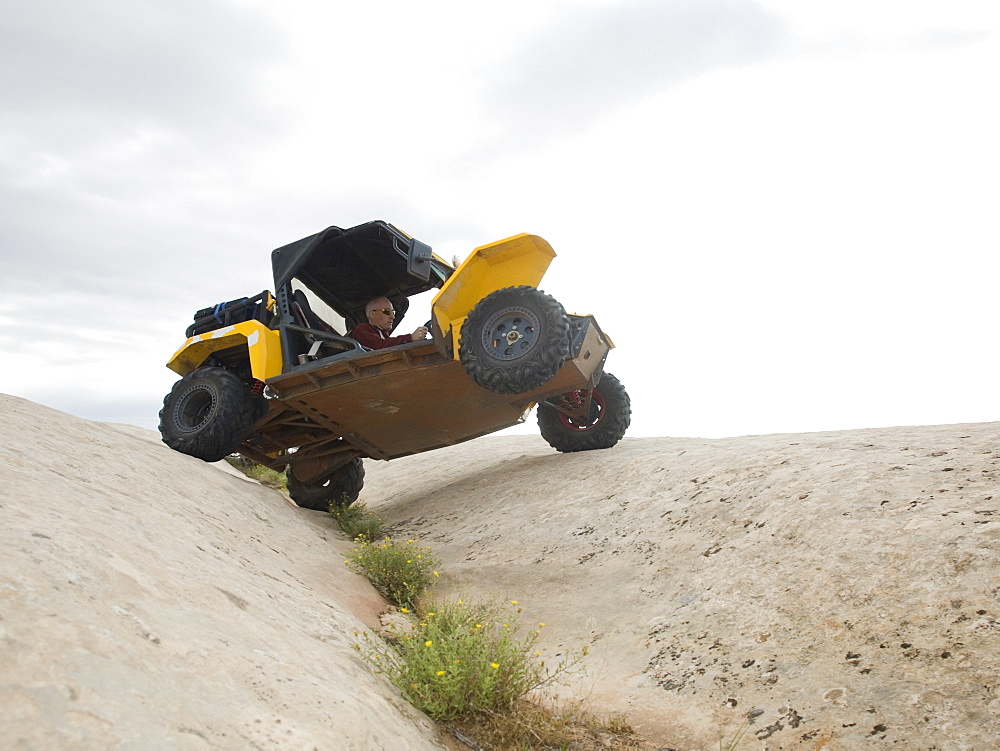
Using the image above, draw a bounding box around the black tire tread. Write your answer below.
[538,372,631,452]
[459,286,571,394]
[287,458,365,511]
[159,366,259,462]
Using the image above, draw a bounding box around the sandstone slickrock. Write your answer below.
[3,391,998,749]
[364,424,1000,750]
[0,394,446,750]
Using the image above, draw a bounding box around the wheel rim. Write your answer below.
[174,385,217,433]
[481,305,541,361]
[559,390,606,431]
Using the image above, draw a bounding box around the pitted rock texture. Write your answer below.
[364,425,1000,750]
[2,390,997,750]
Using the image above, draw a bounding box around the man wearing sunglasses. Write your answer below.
[347,296,429,350]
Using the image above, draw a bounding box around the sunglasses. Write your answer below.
[372,308,395,316]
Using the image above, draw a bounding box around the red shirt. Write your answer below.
[347,322,414,350]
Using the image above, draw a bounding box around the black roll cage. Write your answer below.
[269,220,452,373]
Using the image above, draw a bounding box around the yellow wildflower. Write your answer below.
[490,663,500,669]
[437,670,445,676]
[425,640,433,647]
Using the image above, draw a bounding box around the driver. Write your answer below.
[348,296,428,350]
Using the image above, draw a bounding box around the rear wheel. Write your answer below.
[459,286,571,394]
[287,458,365,511]
[538,372,631,452]
[159,367,261,462]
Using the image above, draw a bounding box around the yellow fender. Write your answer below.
[166,320,284,380]
[431,233,555,359]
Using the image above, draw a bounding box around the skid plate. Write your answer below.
[261,322,608,461]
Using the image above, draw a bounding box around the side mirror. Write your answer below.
[407,239,433,281]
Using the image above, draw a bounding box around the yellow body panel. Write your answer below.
[166,320,283,380]
[431,233,555,359]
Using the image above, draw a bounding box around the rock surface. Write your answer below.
[2,392,998,749]
[0,394,446,750]
[364,424,1000,749]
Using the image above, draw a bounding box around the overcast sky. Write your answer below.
[1,0,997,440]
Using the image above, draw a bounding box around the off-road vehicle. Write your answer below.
[159,220,630,509]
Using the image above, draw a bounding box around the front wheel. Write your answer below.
[459,286,571,394]
[538,372,631,452]
[287,458,365,511]
[159,366,261,462]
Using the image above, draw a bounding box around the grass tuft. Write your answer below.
[224,455,287,492]
[344,541,648,748]
[354,598,585,721]
[330,501,385,540]
[345,538,441,609]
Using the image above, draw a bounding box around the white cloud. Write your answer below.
[487,0,788,138]
[2,0,997,437]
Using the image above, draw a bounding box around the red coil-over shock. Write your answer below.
[250,379,266,396]
[562,389,586,411]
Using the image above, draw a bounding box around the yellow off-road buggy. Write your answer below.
[159,220,630,509]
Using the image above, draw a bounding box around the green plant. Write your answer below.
[330,501,385,540]
[354,598,585,721]
[246,463,288,491]
[224,455,288,492]
[345,538,441,609]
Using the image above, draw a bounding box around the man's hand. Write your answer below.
[411,326,429,341]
